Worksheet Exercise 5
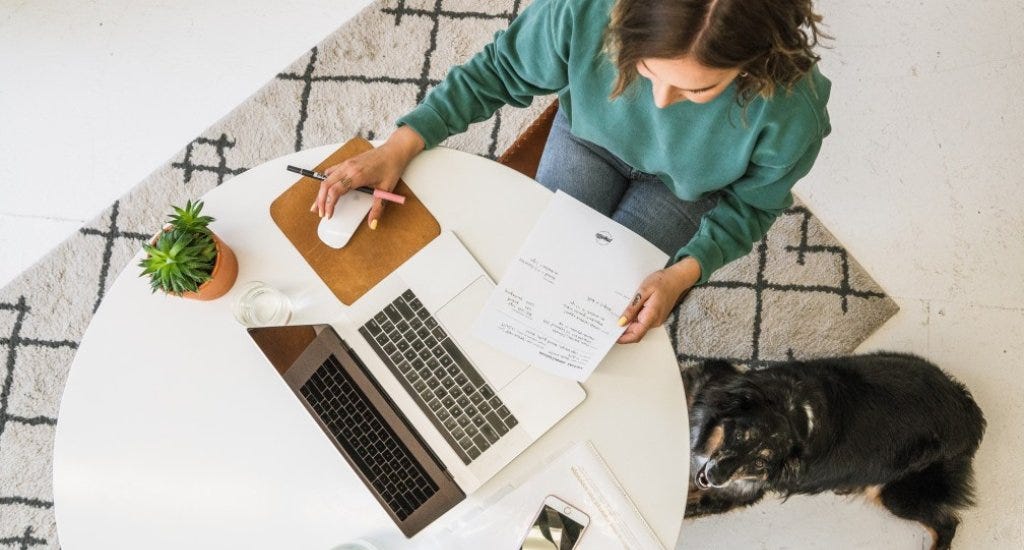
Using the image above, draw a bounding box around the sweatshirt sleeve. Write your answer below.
[674,136,824,285]
[396,0,574,149]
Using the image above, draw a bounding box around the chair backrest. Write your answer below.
[496,100,560,180]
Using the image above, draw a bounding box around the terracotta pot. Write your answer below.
[147,230,239,301]
[180,234,238,301]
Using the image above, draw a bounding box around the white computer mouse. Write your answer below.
[317,192,375,249]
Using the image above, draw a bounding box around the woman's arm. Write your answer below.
[317,0,580,221]
[396,0,577,149]
[617,131,827,344]
[675,138,824,285]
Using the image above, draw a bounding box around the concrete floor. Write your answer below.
[1,0,1021,549]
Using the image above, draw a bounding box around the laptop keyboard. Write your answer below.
[300,355,438,520]
[359,289,519,465]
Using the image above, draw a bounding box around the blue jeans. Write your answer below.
[535,108,719,261]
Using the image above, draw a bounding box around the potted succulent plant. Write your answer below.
[138,200,238,300]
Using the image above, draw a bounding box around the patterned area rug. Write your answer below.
[0,0,896,547]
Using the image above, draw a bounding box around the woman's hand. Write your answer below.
[617,257,702,344]
[313,126,425,227]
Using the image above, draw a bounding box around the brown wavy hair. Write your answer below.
[604,0,829,104]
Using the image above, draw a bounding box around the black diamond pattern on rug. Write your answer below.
[78,201,151,313]
[670,204,894,371]
[277,0,525,157]
[171,134,249,186]
[1,296,77,548]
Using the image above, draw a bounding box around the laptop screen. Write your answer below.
[247,325,320,375]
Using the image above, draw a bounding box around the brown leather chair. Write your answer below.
[497,100,559,179]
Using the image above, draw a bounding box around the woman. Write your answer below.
[313,0,831,344]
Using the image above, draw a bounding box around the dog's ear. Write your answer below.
[688,360,737,391]
[701,359,741,380]
[706,377,763,415]
[683,360,741,407]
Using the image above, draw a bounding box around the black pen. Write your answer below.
[286,165,406,204]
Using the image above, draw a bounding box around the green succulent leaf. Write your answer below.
[168,200,215,236]
[138,202,220,294]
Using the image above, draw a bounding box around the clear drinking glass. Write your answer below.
[232,281,292,327]
[330,541,379,550]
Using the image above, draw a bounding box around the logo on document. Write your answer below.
[595,231,613,246]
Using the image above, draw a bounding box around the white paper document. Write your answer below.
[472,191,669,381]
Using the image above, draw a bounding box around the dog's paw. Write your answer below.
[683,491,728,518]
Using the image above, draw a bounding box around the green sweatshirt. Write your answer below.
[397,0,831,284]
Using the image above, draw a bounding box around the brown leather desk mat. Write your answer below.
[270,137,440,305]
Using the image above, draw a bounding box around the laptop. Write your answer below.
[247,231,586,537]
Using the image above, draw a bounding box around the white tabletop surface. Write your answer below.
[52,143,689,549]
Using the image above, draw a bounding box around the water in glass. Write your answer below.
[232,281,292,327]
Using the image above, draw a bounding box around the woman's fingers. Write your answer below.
[366,198,385,230]
[617,321,648,344]
[316,161,354,218]
[313,152,402,222]
[618,300,658,344]
[618,286,652,327]
[316,163,340,216]
[619,301,670,343]
[323,177,353,219]
[616,288,652,345]
[364,175,402,229]
[315,179,331,218]
[617,281,678,344]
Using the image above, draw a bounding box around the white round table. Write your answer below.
[52,144,689,549]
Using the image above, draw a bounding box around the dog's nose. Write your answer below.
[695,464,711,489]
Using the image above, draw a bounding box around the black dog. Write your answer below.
[683,353,985,550]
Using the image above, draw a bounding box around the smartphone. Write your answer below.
[517,494,590,550]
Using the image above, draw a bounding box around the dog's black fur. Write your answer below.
[683,352,985,550]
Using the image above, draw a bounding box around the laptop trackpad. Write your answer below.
[434,277,526,391]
